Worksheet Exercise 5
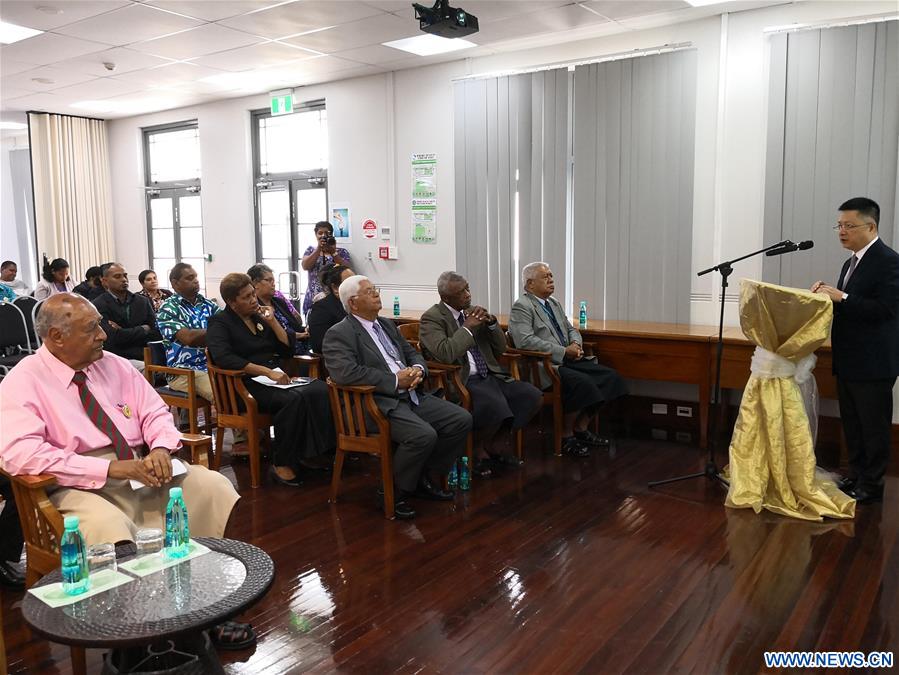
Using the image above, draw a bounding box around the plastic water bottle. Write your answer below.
[447,461,458,489]
[393,296,401,317]
[165,487,190,559]
[579,300,588,328]
[61,516,90,596]
[459,456,471,491]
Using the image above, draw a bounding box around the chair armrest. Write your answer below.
[582,341,598,357]
[505,348,560,388]
[329,382,377,394]
[6,472,58,489]
[179,433,212,468]
[289,354,320,379]
[146,363,198,379]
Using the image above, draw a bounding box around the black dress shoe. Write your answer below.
[836,476,857,493]
[269,466,302,487]
[0,559,25,591]
[575,429,611,447]
[488,453,524,468]
[414,476,455,501]
[847,484,884,504]
[472,458,494,479]
[393,500,416,520]
[561,436,590,458]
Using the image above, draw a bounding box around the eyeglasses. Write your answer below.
[832,223,866,231]
[354,286,380,298]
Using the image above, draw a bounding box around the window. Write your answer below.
[143,121,205,294]
[252,100,329,303]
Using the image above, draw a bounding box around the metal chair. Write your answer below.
[13,295,38,351]
[0,300,32,378]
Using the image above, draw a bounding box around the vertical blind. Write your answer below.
[763,21,899,287]
[571,50,697,323]
[453,68,570,313]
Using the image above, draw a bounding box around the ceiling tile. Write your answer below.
[331,44,419,66]
[110,62,229,87]
[48,76,144,100]
[454,1,570,24]
[583,1,689,20]
[0,92,67,113]
[62,47,175,78]
[0,86,37,99]
[0,33,113,66]
[0,0,130,32]
[282,13,416,53]
[191,40,313,72]
[3,65,98,91]
[54,4,203,46]
[361,1,411,13]
[1,58,41,76]
[475,3,610,43]
[129,23,262,60]
[143,0,280,22]
[218,0,384,39]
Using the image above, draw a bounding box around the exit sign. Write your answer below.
[270,93,293,116]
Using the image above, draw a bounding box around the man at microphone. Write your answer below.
[811,197,899,504]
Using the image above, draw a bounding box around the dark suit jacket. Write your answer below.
[832,237,899,380]
[322,314,427,414]
[307,293,346,353]
[419,302,511,384]
[206,307,295,375]
[93,291,162,361]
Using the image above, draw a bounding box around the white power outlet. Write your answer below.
[652,403,668,415]
[676,406,693,418]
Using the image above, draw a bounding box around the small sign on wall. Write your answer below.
[362,218,377,239]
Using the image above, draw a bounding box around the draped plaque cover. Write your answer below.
[725,279,855,521]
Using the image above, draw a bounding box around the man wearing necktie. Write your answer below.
[509,262,628,457]
[811,197,899,504]
[323,276,472,520]
[420,272,542,478]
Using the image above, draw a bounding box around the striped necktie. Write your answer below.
[372,323,419,405]
[72,371,134,460]
[457,313,489,378]
[540,301,567,345]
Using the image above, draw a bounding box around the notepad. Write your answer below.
[129,458,187,491]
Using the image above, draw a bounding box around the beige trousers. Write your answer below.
[49,449,240,547]
[168,371,214,403]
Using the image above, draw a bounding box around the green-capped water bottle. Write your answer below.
[459,456,471,491]
[165,487,190,559]
[61,515,90,595]
[447,460,458,489]
[393,296,400,317]
[578,300,588,329]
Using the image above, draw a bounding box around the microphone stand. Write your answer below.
[648,240,793,489]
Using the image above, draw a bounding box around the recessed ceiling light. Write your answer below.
[36,5,62,14]
[0,20,44,44]
[0,122,28,130]
[32,77,55,85]
[383,34,476,56]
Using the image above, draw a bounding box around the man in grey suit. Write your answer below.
[323,275,472,520]
[509,262,627,457]
[420,272,541,477]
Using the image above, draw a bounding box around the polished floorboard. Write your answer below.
[2,425,896,674]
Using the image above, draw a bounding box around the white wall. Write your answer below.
[107,0,899,421]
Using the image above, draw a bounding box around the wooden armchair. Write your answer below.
[3,434,211,675]
[143,341,213,436]
[326,378,395,519]
[505,333,564,456]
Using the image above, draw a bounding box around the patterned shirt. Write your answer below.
[137,288,173,313]
[156,293,219,371]
[302,245,351,314]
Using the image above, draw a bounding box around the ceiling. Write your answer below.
[1,0,784,120]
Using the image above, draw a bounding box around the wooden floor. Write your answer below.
[2,423,897,674]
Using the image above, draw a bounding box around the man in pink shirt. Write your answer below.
[0,293,239,548]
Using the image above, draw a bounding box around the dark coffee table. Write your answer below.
[21,537,274,674]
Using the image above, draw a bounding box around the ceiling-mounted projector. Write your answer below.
[413,0,479,38]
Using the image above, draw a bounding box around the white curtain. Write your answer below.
[28,113,115,278]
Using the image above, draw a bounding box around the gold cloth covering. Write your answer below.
[725,279,855,521]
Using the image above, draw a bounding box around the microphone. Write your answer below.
[765,240,814,256]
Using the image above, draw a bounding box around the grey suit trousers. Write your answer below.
[387,393,472,492]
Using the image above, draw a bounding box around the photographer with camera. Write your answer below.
[301,220,352,315]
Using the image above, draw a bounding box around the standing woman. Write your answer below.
[300,221,351,315]
[247,264,307,354]
[137,269,173,313]
[33,257,75,300]
[307,263,353,354]
[207,273,335,487]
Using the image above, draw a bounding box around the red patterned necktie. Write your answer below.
[72,371,134,460]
